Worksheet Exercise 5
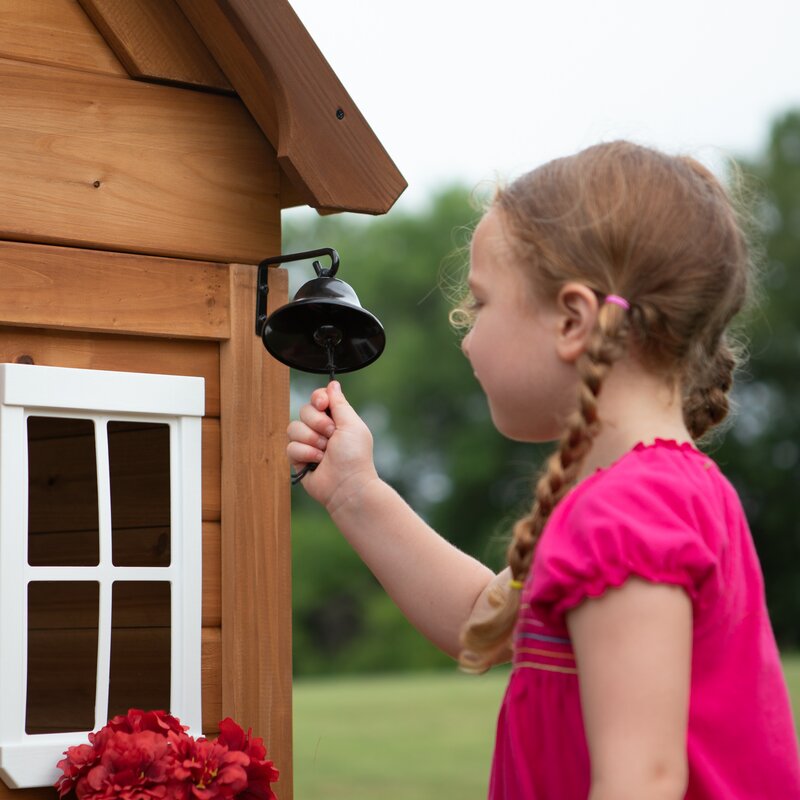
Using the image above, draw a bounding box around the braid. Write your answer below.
[683,336,738,440]
[459,302,631,673]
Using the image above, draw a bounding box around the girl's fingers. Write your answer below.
[299,402,335,436]
[311,388,329,411]
[287,420,328,451]
[287,441,324,468]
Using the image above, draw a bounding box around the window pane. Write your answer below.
[27,416,99,566]
[108,422,171,567]
[108,581,171,717]
[26,582,99,734]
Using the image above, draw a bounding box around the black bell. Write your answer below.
[255,248,385,376]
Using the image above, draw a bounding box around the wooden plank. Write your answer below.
[203,418,222,522]
[108,627,171,719]
[26,417,220,533]
[0,0,125,77]
[220,265,292,796]
[0,241,230,340]
[0,327,221,415]
[0,781,56,797]
[78,0,232,92]
[177,0,407,214]
[202,521,222,628]
[0,57,280,262]
[22,626,221,734]
[202,626,222,732]
[27,628,98,734]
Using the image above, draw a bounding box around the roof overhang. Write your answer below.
[78,0,407,215]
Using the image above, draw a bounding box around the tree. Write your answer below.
[711,110,800,646]
[284,187,546,674]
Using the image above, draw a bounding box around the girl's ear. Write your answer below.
[554,282,599,363]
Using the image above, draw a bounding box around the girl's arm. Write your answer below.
[287,381,505,660]
[566,577,692,800]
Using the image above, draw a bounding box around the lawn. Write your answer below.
[294,653,800,800]
[293,668,508,799]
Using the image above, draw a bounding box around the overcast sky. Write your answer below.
[287,0,800,215]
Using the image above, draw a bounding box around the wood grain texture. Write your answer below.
[0,0,125,77]
[203,418,221,522]
[26,418,220,526]
[202,626,222,732]
[0,327,221,415]
[220,265,292,797]
[78,0,232,92]
[27,522,221,627]
[0,57,280,262]
[20,627,221,736]
[0,241,230,339]
[177,0,406,215]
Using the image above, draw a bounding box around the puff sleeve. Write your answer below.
[529,453,722,620]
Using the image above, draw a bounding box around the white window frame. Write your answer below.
[0,364,204,789]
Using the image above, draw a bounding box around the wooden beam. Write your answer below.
[0,241,230,340]
[0,0,125,77]
[0,327,221,415]
[220,265,292,798]
[177,0,406,215]
[0,57,280,263]
[77,0,233,93]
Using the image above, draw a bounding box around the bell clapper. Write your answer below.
[313,324,342,382]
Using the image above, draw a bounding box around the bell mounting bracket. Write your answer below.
[255,248,340,336]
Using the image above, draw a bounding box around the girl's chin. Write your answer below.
[489,408,561,444]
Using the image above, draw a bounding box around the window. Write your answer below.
[0,364,204,788]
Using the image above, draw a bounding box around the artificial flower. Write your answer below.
[55,710,278,800]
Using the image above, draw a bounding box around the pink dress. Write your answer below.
[489,439,800,799]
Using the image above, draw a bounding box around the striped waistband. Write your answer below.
[513,616,577,675]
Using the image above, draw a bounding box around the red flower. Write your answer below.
[56,744,96,798]
[75,730,176,799]
[108,709,188,738]
[171,736,249,799]
[55,712,277,800]
[216,719,279,800]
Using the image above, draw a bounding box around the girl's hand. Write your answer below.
[286,381,379,512]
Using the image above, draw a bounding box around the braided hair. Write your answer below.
[458,141,754,673]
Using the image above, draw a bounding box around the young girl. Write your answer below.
[286,141,800,799]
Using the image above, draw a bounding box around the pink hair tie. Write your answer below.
[604,294,630,311]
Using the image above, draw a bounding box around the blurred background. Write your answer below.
[284,1,800,797]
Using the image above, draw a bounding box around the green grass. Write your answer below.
[293,668,509,800]
[293,654,800,800]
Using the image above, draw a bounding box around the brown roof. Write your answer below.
[78,0,407,215]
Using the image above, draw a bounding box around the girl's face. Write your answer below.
[461,209,579,442]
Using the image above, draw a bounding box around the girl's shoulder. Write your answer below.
[530,439,736,618]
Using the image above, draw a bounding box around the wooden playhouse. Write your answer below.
[0,1,405,796]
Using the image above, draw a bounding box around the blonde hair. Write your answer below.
[458,141,757,673]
